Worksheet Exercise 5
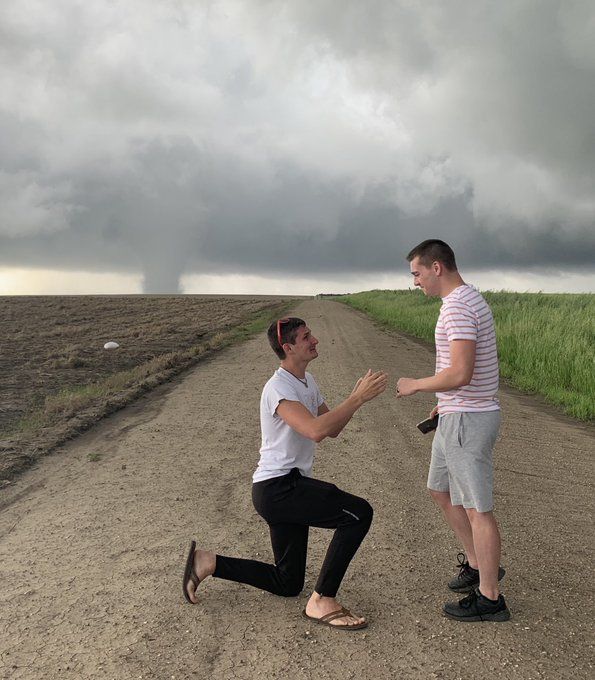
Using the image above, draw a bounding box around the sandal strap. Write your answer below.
[319,607,353,623]
[188,549,201,588]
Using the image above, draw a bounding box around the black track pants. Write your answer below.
[213,468,373,598]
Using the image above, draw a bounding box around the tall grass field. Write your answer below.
[334,290,594,421]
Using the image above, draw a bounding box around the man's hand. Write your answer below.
[395,341,476,397]
[396,377,419,398]
[277,369,388,442]
[350,377,363,395]
[352,369,388,403]
[429,404,439,418]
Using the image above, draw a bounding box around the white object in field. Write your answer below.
[103,341,120,350]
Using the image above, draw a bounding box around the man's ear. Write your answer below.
[433,260,443,276]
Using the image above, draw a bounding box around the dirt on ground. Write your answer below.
[0,299,593,680]
[0,295,295,479]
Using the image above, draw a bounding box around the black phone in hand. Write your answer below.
[416,414,439,434]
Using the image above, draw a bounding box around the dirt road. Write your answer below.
[1,299,593,680]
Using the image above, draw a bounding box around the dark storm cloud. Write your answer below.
[0,1,594,291]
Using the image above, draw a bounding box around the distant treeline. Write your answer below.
[332,290,594,422]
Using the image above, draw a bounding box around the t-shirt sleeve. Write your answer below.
[442,301,478,341]
[263,381,301,416]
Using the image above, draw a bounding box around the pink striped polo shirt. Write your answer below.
[435,284,500,413]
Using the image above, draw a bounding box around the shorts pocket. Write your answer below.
[457,413,464,447]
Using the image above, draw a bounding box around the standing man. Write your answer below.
[396,240,510,622]
[183,317,387,629]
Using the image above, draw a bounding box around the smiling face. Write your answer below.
[410,256,440,297]
[289,324,319,362]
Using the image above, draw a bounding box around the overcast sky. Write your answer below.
[1,0,594,294]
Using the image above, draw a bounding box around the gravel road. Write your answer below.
[1,299,593,679]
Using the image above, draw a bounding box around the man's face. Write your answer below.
[290,325,319,361]
[410,256,439,296]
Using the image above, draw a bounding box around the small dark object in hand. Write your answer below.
[416,414,439,434]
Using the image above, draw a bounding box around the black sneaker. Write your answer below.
[448,552,506,592]
[443,588,511,622]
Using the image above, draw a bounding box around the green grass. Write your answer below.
[334,290,594,421]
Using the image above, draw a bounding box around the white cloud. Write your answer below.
[0,267,142,294]
[1,266,592,296]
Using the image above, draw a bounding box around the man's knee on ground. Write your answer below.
[275,569,305,597]
[277,578,304,598]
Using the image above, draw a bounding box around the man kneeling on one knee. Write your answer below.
[183,317,387,630]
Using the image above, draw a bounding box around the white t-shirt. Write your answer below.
[253,367,325,483]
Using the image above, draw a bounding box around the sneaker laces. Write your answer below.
[456,552,475,578]
[459,588,479,609]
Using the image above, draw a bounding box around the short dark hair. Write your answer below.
[267,317,306,359]
[406,239,457,271]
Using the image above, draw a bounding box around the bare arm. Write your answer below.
[396,340,476,397]
[276,370,387,442]
[316,402,343,438]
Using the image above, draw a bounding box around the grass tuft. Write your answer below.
[334,290,594,421]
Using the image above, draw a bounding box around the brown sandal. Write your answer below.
[182,540,201,604]
[302,606,368,630]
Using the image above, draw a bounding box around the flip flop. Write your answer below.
[302,606,368,630]
[182,540,201,604]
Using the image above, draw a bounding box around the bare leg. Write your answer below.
[429,490,478,568]
[465,509,501,600]
[305,592,366,627]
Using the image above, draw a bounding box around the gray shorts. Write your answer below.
[427,411,501,513]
